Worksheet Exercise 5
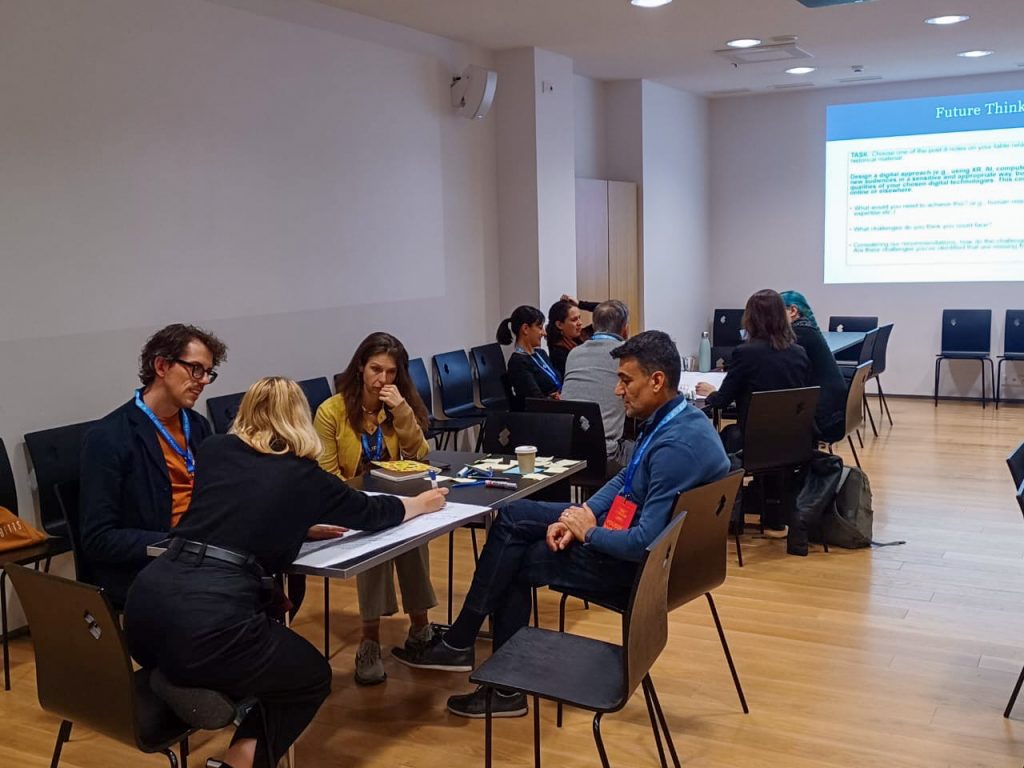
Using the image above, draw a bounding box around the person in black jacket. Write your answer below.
[79,324,227,607]
[124,377,447,768]
[497,305,561,410]
[545,298,584,378]
[780,290,848,443]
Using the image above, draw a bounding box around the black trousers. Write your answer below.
[124,553,331,768]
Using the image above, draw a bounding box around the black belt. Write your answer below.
[168,538,258,571]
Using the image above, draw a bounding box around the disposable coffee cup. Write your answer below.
[515,445,537,474]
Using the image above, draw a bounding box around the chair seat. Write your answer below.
[937,352,992,360]
[469,626,625,713]
[0,536,69,568]
[429,416,484,433]
[444,403,489,421]
[132,668,194,753]
[1001,353,1024,361]
[549,584,627,614]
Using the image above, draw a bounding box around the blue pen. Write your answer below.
[428,470,438,489]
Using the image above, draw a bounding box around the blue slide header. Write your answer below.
[828,89,1024,141]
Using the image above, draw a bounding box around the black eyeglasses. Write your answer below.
[169,358,218,382]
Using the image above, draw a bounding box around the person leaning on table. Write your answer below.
[124,377,447,768]
[314,332,437,687]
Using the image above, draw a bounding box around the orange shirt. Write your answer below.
[157,414,194,528]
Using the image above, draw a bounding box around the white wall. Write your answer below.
[0,0,499,517]
[709,71,1024,398]
[574,76,607,180]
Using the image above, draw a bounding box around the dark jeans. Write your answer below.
[462,500,637,649]
[125,553,331,768]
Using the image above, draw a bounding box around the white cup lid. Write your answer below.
[514,445,537,453]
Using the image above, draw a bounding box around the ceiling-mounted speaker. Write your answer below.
[450,65,497,119]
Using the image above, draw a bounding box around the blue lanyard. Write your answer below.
[517,347,561,388]
[361,428,384,462]
[622,401,687,498]
[134,389,195,475]
[590,333,622,342]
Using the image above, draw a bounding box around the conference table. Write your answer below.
[825,331,866,356]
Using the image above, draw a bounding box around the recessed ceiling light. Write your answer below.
[629,0,672,7]
[785,66,816,75]
[726,38,762,49]
[958,49,994,58]
[926,15,970,25]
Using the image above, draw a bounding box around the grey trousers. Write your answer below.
[355,543,437,621]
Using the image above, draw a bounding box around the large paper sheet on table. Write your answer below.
[293,499,490,570]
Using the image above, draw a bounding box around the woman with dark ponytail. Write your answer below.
[497,305,561,410]
[545,299,584,378]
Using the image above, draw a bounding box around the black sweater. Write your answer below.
[506,349,560,410]
[705,340,812,430]
[173,434,405,574]
[791,321,848,440]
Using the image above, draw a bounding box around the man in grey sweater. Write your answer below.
[561,300,631,462]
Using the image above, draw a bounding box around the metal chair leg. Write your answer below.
[447,531,455,626]
[706,593,748,713]
[877,378,893,425]
[981,358,987,409]
[847,436,861,468]
[592,713,612,768]
[645,677,681,768]
[533,695,541,768]
[471,527,480,562]
[856,429,863,449]
[532,587,539,628]
[485,688,494,768]
[989,358,997,409]
[556,593,569,728]
[735,533,743,567]
[642,677,669,768]
[50,719,72,768]
[323,577,331,660]
[863,391,878,436]
[934,357,942,406]
[179,737,189,768]
[163,747,179,767]
[997,358,1004,409]
[1005,665,1024,718]
[2,568,10,691]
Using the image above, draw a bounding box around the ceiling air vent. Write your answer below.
[838,75,884,83]
[772,82,816,90]
[714,42,812,66]
[706,88,754,98]
[795,0,877,7]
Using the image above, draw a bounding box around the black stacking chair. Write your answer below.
[469,512,686,768]
[867,324,894,426]
[737,387,819,566]
[829,363,872,469]
[711,308,744,369]
[297,377,332,416]
[997,310,1024,407]
[433,351,488,449]
[829,315,878,363]
[551,471,748,732]
[934,309,994,408]
[6,563,193,767]
[0,438,71,691]
[525,398,610,498]
[206,391,246,434]
[839,327,879,437]
[480,411,574,459]
[470,343,509,411]
[1005,441,1024,718]
[409,357,479,449]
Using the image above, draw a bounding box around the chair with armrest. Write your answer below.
[205,391,246,434]
[829,315,878,363]
[0,437,71,691]
[469,512,687,768]
[470,343,509,411]
[433,351,489,449]
[934,309,994,408]
[839,327,880,437]
[525,398,611,498]
[551,471,748,732]
[410,357,480,450]
[997,310,1024,407]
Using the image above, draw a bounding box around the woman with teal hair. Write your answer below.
[780,290,847,442]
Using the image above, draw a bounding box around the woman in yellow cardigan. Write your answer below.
[314,332,436,686]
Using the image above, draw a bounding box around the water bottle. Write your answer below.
[698,330,712,372]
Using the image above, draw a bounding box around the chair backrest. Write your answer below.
[297,377,333,416]
[206,391,246,434]
[1005,311,1024,356]
[1006,440,1024,498]
[470,343,509,410]
[843,363,872,437]
[54,477,90,582]
[856,326,880,367]
[0,438,18,515]
[524,398,607,486]
[409,357,434,414]
[667,471,744,609]
[940,309,992,355]
[24,421,95,538]
[742,387,819,473]
[870,324,894,376]
[621,513,686,700]
[5,563,151,748]
[433,350,479,417]
[481,412,574,459]
[711,309,745,348]
[828,316,878,333]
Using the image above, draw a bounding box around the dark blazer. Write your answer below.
[791,322,847,441]
[705,340,812,430]
[79,398,212,606]
[507,349,560,411]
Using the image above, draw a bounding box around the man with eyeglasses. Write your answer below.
[80,323,228,607]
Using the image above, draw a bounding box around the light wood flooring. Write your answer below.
[3,397,1024,767]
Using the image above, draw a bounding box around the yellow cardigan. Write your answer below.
[314,394,429,481]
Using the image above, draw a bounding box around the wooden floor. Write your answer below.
[4,397,1024,767]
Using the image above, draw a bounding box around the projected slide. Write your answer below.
[824,89,1024,284]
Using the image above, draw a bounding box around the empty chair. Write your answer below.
[206,390,246,434]
[997,310,1024,407]
[480,411,575,459]
[934,309,994,408]
[297,377,332,416]
[839,326,880,437]
[829,315,879,363]
[525,397,610,496]
[867,323,894,426]
[470,343,509,410]
[409,357,479,449]
[468,513,686,768]
[711,308,745,369]
[433,350,488,449]
[5,563,193,767]
[23,421,95,547]
[0,437,70,691]
[829,363,872,469]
